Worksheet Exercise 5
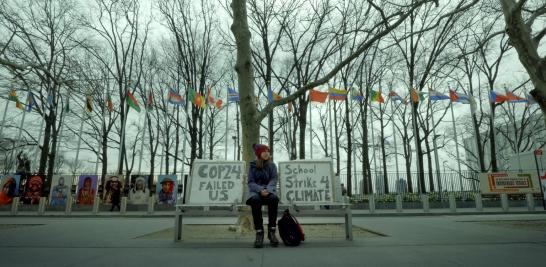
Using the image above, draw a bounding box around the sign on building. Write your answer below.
[479,172,542,194]
[278,159,334,204]
[185,160,244,204]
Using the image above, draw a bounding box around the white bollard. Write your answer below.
[474,193,483,212]
[92,196,100,214]
[500,193,509,212]
[147,195,154,214]
[526,193,535,211]
[396,195,403,212]
[449,193,456,213]
[421,194,429,213]
[368,195,375,214]
[120,197,127,214]
[38,197,46,215]
[65,194,72,215]
[11,197,19,215]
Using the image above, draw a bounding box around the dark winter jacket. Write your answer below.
[247,160,278,200]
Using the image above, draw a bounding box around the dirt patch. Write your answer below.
[136,224,381,240]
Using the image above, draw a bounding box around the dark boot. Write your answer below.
[254,230,264,248]
[268,227,279,247]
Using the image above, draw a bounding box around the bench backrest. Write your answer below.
[278,159,337,204]
[185,160,244,205]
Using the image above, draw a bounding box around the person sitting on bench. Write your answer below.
[246,143,280,248]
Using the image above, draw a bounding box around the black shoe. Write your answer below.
[268,227,279,247]
[254,230,264,248]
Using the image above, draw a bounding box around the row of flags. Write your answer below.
[308,88,536,105]
[6,86,536,114]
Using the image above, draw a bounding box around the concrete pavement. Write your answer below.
[1,213,545,266]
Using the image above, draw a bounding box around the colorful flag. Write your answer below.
[188,87,196,102]
[8,89,23,109]
[410,88,420,103]
[351,89,364,102]
[388,90,404,102]
[47,92,54,108]
[449,90,470,104]
[227,88,239,103]
[25,92,36,112]
[106,93,113,112]
[489,91,507,103]
[428,90,450,101]
[215,99,223,109]
[370,90,384,103]
[207,88,215,104]
[526,93,536,105]
[126,90,141,112]
[505,90,527,103]
[309,89,328,103]
[168,89,184,106]
[328,88,347,101]
[86,95,93,113]
[194,92,204,108]
[146,91,154,111]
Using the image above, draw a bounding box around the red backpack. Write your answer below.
[277,209,305,246]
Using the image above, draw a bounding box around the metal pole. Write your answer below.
[33,116,45,167]
[0,100,9,138]
[410,89,422,194]
[224,91,229,160]
[138,111,147,173]
[533,152,546,210]
[370,106,378,193]
[450,103,464,192]
[328,98,333,160]
[73,112,86,173]
[430,100,443,199]
[309,103,313,159]
[390,100,400,184]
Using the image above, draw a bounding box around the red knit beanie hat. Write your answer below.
[253,143,270,159]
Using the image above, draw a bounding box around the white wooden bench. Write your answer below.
[174,159,352,241]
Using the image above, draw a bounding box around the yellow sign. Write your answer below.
[479,172,541,194]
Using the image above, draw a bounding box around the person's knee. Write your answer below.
[267,194,279,203]
[246,195,262,206]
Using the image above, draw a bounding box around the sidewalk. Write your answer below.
[1,214,545,266]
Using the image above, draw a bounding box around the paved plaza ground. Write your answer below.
[1,212,545,266]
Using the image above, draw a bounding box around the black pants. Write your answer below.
[246,194,279,231]
[110,203,120,211]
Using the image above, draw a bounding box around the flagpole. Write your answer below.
[429,98,443,198]
[34,115,45,169]
[410,88,422,193]
[73,111,86,174]
[370,105,378,193]
[224,89,229,160]
[309,103,313,159]
[390,100,400,187]
[0,100,10,142]
[328,98,333,160]
[350,98,357,194]
[138,109,147,173]
[449,102,464,192]
[11,104,28,173]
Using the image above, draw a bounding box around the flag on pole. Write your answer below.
[188,87,197,103]
[106,93,113,112]
[8,89,23,109]
[207,87,215,105]
[351,89,364,102]
[428,89,450,101]
[194,92,205,108]
[215,99,223,109]
[505,90,527,103]
[526,94,536,105]
[328,88,347,101]
[168,89,184,106]
[227,88,239,103]
[388,90,404,102]
[410,88,420,103]
[310,89,328,103]
[146,91,154,111]
[126,91,141,112]
[370,90,384,103]
[25,92,36,112]
[489,91,507,103]
[450,90,470,104]
[85,95,93,113]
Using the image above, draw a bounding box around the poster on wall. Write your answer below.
[278,159,334,204]
[129,175,151,204]
[77,175,98,205]
[186,160,244,205]
[479,172,541,194]
[0,174,20,205]
[102,175,123,204]
[49,175,72,206]
[156,175,177,205]
[22,175,45,204]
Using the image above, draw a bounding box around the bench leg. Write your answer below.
[344,207,353,241]
[174,213,183,242]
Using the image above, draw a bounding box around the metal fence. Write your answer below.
[339,171,480,197]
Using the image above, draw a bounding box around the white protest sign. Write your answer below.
[479,172,541,194]
[278,159,334,204]
[186,160,244,204]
